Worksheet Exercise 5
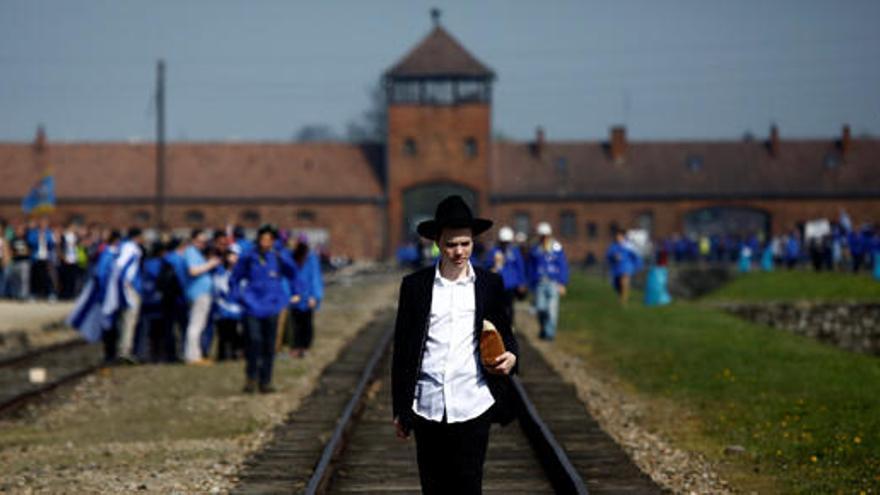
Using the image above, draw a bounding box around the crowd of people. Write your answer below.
[0,217,325,394]
[655,223,880,274]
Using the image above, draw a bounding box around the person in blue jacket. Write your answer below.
[213,246,244,361]
[606,228,642,305]
[288,234,323,358]
[484,226,527,326]
[784,231,801,269]
[230,224,299,393]
[528,222,569,341]
[25,216,56,300]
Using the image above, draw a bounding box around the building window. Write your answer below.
[513,212,530,237]
[586,221,598,239]
[609,221,620,237]
[240,209,260,226]
[296,209,316,222]
[66,213,86,226]
[560,211,577,239]
[403,137,417,157]
[185,209,205,226]
[132,210,151,224]
[464,137,478,158]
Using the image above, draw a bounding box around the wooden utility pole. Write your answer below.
[155,59,166,229]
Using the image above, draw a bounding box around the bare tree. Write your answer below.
[294,124,339,142]
[346,81,386,143]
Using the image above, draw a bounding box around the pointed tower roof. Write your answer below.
[385,22,494,79]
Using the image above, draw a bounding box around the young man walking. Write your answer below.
[392,195,519,494]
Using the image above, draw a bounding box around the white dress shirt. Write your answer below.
[412,262,495,423]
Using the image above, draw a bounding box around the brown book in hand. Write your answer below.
[480,319,506,367]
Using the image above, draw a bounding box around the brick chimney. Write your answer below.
[532,126,545,157]
[33,125,47,153]
[610,126,627,164]
[840,124,851,158]
[768,124,780,157]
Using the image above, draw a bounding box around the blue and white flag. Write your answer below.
[67,245,118,342]
[21,175,55,214]
[102,240,142,317]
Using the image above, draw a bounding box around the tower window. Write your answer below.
[403,138,418,157]
[464,137,478,158]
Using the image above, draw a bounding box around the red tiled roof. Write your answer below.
[0,142,384,201]
[385,26,494,79]
[490,139,880,200]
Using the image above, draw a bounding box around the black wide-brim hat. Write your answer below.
[417,195,493,240]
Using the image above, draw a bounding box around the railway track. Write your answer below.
[233,308,663,494]
[0,338,103,416]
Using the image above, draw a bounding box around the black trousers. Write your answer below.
[413,408,492,495]
[244,315,278,385]
[292,309,314,349]
[216,318,242,361]
[30,260,54,298]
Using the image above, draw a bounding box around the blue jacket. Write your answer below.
[230,248,298,318]
[606,241,642,277]
[483,244,526,291]
[163,251,189,305]
[290,252,324,312]
[26,227,55,261]
[528,240,569,288]
[140,257,165,318]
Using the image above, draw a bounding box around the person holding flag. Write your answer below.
[67,230,121,361]
[103,228,145,364]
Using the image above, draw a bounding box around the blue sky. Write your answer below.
[1,0,878,142]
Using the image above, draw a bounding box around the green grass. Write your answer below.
[558,274,880,493]
[703,270,880,302]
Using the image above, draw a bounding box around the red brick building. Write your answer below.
[1,22,879,261]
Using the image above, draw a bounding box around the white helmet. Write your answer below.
[536,222,552,236]
[514,231,527,244]
[498,226,514,242]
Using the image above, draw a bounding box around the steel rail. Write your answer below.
[303,322,396,495]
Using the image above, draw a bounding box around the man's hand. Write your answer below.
[308,297,317,309]
[289,294,301,304]
[486,351,517,375]
[393,416,410,439]
[557,284,567,297]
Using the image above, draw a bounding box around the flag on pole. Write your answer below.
[21,173,55,213]
[21,174,55,214]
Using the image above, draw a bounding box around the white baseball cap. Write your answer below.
[498,226,514,242]
[536,222,552,236]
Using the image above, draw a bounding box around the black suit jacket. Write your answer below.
[391,265,519,432]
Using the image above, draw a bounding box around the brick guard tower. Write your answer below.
[384,10,495,250]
